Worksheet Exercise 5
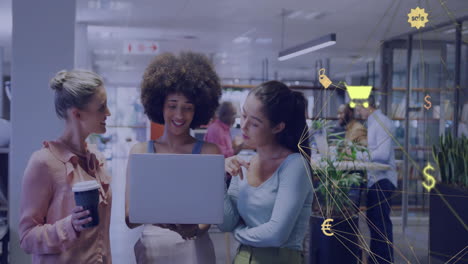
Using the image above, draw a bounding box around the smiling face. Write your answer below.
[78,86,111,134]
[240,94,283,148]
[163,93,195,136]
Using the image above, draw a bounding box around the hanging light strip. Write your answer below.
[278,33,336,61]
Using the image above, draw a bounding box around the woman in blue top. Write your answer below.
[125,52,222,263]
[220,81,313,264]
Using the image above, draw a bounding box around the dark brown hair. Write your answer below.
[342,104,355,126]
[140,52,222,128]
[217,101,236,124]
[250,81,310,157]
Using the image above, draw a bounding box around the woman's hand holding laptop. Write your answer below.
[154,224,199,240]
[158,223,212,240]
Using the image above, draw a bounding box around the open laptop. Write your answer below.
[128,153,225,224]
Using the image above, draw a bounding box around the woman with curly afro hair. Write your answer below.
[125,52,222,264]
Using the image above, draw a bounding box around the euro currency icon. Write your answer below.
[318,68,332,89]
[321,218,334,236]
[422,163,436,192]
[424,95,432,110]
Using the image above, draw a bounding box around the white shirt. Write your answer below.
[365,109,397,188]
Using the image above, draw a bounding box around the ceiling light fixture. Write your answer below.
[287,10,303,19]
[304,12,324,20]
[255,38,273,44]
[88,0,132,11]
[233,36,251,44]
[232,27,257,44]
[278,33,336,61]
[283,9,325,20]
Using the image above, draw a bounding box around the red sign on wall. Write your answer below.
[124,41,159,54]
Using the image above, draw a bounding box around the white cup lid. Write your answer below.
[72,180,100,192]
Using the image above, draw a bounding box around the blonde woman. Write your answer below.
[19,70,112,263]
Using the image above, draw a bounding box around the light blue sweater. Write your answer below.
[364,109,397,188]
[218,153,313,250]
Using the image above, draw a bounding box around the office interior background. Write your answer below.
[0,0,467,263]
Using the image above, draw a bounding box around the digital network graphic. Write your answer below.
[294,3,466,263]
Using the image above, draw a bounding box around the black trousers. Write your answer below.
[366,179,395,264]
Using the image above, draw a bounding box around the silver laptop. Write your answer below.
[128,153,225,224]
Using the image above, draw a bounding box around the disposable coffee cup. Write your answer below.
[72,180,100,228]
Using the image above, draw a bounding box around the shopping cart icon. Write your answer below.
[345,84,373,108]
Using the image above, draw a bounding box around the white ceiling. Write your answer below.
[1,0,467,84]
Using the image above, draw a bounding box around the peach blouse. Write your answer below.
[19,141,112,263]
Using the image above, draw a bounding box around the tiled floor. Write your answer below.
[108,157,449,264]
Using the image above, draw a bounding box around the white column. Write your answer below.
[10,1,76,263]
[75,23,90,69]
[0,47,4,118]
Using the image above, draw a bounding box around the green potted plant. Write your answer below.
[308,127,368,264]
[430,134,468,262]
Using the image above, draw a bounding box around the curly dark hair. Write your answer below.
[140,52,222,128]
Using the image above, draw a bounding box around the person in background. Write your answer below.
[337,103,367,145]
[205,101,243,158]
[205,101,243,188]
[19,70,112,263]
[125,52,221,264]
[356,95,397,264]
[219,81,313,264]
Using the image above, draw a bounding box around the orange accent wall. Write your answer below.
[150,122,164,140]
